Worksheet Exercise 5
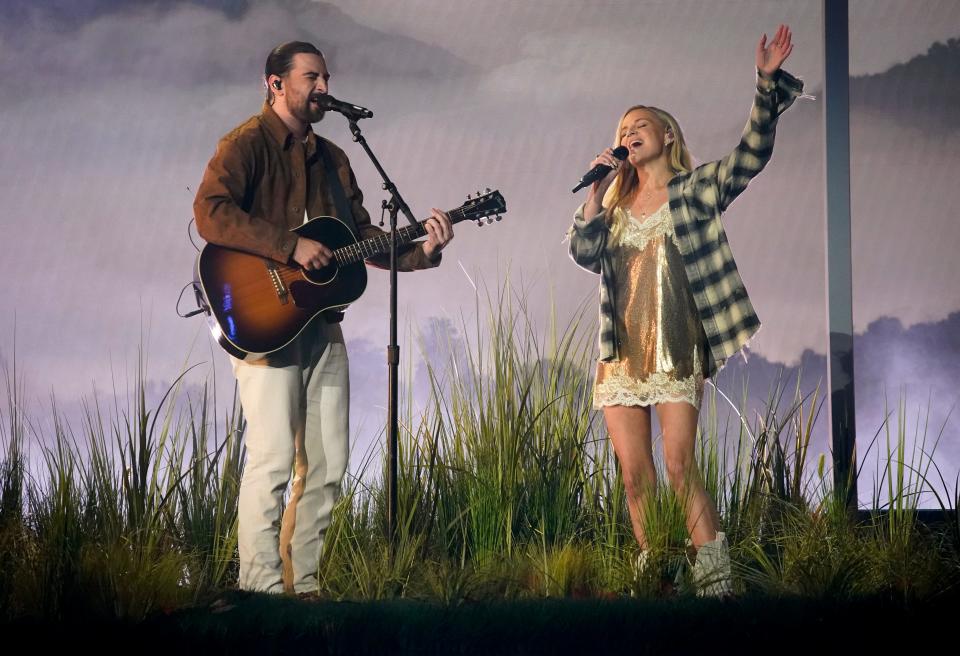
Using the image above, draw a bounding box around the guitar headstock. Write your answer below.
[453,188,506,226]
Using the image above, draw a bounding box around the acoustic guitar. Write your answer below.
[193,189,506,358]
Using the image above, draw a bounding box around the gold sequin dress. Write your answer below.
[593,203,709,409]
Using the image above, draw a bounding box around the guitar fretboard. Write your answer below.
[333,206,470,265]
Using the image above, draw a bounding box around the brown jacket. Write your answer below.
[193,102,438,271]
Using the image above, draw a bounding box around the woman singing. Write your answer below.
[568,25,802,597]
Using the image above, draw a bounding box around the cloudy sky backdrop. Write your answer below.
[1,0,958,503]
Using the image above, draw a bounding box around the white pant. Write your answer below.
[232,321,349,594]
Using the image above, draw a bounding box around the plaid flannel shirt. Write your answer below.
[568,69,805,377]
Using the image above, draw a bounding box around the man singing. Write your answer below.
[194,41,454,595]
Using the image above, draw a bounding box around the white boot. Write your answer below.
[693,531,733,598]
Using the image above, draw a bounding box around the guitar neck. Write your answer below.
[333,207,469,265]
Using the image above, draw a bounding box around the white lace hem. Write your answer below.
[593,345,704,409]
[593,368,703,409]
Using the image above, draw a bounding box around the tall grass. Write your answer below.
[0,351,243,620]
[1,282,958,620]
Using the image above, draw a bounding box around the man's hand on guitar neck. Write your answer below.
[422,208,454,262]
[293,237,334,270]
[293,207,452,270]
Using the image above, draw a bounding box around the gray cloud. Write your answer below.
[0,0,473,105]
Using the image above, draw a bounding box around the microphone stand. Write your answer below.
[346,117,417,560]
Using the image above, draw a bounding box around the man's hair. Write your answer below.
[264,41,324,103]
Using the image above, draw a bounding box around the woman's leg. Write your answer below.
[656,401,721,548]
[603,405,656,549]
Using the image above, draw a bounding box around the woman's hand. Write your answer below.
[589,148,622,193]
[756,24,793,77]
[583,147,621,219]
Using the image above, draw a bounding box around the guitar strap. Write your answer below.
[315,139,355,324]
[316,139,359,238]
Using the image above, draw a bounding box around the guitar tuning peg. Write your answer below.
[495,214,502,221]
[475,218,483,226]
[466,193,472,199]
[485,187,491,193]
[475,190,482,198]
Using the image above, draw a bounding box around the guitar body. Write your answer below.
[195,216,366,358]
[191,189,505,358]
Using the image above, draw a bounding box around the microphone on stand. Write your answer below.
[316,94,374,120]
[572,146,628,193]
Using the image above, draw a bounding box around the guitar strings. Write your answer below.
[328,201,484,265]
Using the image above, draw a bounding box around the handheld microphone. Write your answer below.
[571,146,628,193]
[316,94,373,120]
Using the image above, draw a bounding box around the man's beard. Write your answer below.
[292,96,325,124]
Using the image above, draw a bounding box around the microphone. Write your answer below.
[571,146,628,193]
[316,94,373,120]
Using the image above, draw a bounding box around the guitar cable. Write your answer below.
[187,216,202,253]
[176,281,206,318]
[177,208,208,319]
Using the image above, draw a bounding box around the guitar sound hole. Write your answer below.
[305,263,338,285]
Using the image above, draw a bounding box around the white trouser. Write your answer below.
[232,321,349,594]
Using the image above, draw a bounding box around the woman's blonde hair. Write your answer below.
[604,106,693,244]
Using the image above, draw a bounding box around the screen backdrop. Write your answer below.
[1,0,958,505]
